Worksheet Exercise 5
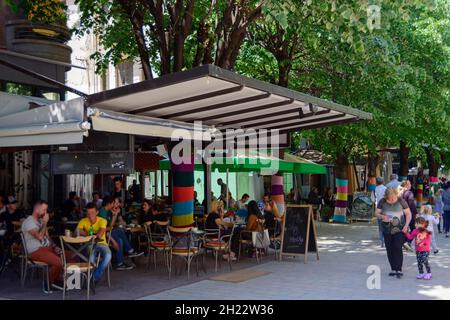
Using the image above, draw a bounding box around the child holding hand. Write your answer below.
[404,216,433,280]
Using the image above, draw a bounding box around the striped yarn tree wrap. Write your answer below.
[367,177,376,192]
[171,157,194,227]
[333,178,348,223]
[271,175,285,216]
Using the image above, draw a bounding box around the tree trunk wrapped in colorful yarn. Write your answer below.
[271,174,285,216]
[333,178,348,223]
[367,176,376,192]
[416,178,423,208]
[171,156,194,227]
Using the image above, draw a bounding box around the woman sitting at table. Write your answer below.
[205,200,226,230]
[138,199,153,225]
[245,200,264,233]
[150,204,168,222]
[206,200,237,260]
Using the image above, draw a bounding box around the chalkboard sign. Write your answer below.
[280,205,319,263]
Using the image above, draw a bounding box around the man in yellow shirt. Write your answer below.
[76,203,111,283]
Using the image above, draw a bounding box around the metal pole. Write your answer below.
[236,172,240,205]
[226,168,229,210]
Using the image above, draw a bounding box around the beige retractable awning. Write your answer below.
[0,93,89,147]
[87,64,372,136]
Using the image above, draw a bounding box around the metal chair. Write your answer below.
[167,226,202,280]
[103,228,113,288]
[238,219,265,263]
[143,221,170,272]
[204,222,236,272]
[267,217,283,261]
[59,236,96,300]
[19,232,50,292]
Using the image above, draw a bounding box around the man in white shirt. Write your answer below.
[372,177,387,247]
[385,174,401,190]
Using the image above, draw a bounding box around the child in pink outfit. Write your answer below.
[404,216,432,280]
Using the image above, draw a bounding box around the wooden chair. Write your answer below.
[143,221,170,272]
[59,236,96,300]
[19,232,50,293]
[203,222,236,272]
[167,226,202,280]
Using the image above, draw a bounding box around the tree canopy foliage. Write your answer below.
[10,0,450,172]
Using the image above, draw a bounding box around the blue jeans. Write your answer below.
[91,244,112,282]
[444,210,450,233]
[111,228,133,265]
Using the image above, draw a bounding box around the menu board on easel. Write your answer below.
[280,205,319,263]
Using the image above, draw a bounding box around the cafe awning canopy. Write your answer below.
[159,153,326,175]
[284,153,327,174]
[0,64,372,148]
[87,64,372,136]
[0,92,90,147]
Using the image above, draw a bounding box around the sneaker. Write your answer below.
[446,234,449,238]
[42,284,53,294]
[128,251,144,258]
[396,271,403,279]
[416,273,425,279]
[116,263,134,270]
[423,273,432,280]
[434,250,439,255]
[389,271,397,276]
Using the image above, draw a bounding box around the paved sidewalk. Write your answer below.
[140,222,450,300]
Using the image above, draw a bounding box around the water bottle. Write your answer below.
[89,225,94,236]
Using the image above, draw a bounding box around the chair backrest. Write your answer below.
[167,226,195,250]
[143,221,153,241]
[154,220,169,234]
[19,232,29,261]
[220,223,236,249]
[204,228,220,240]
[59,236,95,268]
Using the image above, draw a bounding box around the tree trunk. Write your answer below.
[367,153,379,192]
[399,141,409,180]
[426,147,439,203]
[144,0,170,75]
[118,0,153,80]
[333,152,349,223]
[278,61,291,87]
[416,161,424,208]
[426,147,438,178]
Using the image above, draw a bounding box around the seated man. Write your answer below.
[98,196,142,270]
[1,197,25,246]
[77,203,111,284]
[21,200,64,293]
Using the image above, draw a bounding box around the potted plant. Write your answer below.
[321,205,333,222]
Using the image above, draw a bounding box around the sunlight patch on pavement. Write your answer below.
[417,285,450,300]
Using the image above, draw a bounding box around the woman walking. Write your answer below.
[442,182,450,238]
[375,187,412,278]
[434,188,444,233]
